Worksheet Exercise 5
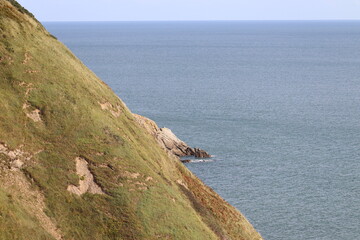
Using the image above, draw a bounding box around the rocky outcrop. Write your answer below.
[157,128,195,157]
[133,114,210,158]
[194,148,211,158]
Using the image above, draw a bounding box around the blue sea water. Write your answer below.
[44,21,360,240]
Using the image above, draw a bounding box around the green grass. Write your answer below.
[0,190,55,240]
[0,1,262,240]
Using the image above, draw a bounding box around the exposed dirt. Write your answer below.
[23,102,42,122]
[20,83,42,123]
[0,143,31,170]
[0,55,13,65]
[67,157,105,196]
[99,101,122,118]
[26,108,42,122]
[22,52,31,64]
[145,176,153,182]
[25,69,40,74]
[19,82,35,96]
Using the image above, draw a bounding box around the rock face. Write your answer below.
[133,114,210,158]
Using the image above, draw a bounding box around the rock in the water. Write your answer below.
[180,159,192,163]
[194,148,211,158]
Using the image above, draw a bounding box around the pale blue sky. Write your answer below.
[17,0,360,21]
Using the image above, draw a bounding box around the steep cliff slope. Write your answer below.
[0,1,262,239]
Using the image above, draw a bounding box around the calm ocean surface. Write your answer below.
[44,21,360,240]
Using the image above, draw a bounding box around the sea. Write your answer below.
[44,21,360,240]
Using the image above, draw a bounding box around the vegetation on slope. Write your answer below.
[0,1,262,239]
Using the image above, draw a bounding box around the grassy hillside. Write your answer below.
[0,1,263,239]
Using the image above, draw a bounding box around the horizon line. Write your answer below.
[41,19,360,23]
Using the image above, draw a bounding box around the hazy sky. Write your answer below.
[17,0,360,21]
